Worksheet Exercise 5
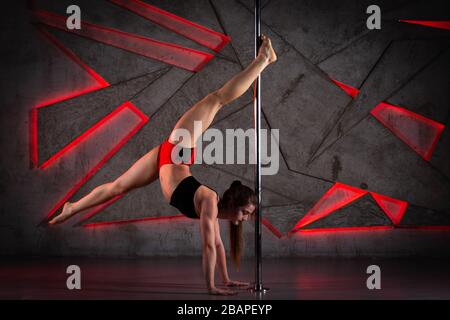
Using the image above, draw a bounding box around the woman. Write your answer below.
[49,35,277,295]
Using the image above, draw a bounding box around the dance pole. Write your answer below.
[252,0,267,293]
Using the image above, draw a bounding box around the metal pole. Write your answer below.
[253,0,266,294]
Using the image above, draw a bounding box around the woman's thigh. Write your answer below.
[169,92,222,148]
[114,145,160,192]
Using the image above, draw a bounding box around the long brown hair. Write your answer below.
[218,180,256,269]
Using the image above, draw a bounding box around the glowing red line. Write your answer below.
[331,78,360,98]
[34,87,107,109]
[294,226,395,234]
[46,101,148,219]
[82,203,285,233]
[399,20,450,31]
[262,218,283,239]
[35,25,109,90]
[83,215,186,228]
[33,10,214,72]
[291,225,450,234]
[108,0,230,52]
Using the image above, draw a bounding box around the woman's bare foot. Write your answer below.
[48,202,74,225]
[258,34,277,64]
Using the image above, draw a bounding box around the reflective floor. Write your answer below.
[1,257,449,299]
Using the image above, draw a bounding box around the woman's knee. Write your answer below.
[207,90,224,109]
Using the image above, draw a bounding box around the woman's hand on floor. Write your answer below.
[224,279,250,288]
[208,287,237,296]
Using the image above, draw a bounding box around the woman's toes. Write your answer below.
[48,217,58,225]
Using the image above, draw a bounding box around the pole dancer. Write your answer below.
[48,35,277,295]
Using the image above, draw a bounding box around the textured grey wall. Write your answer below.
[1,0,449,258]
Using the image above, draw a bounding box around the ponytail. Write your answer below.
[229,221,243,269]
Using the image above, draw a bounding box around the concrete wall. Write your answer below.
[1,0,449,258]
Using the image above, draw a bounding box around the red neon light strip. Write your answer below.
[262,217,283,239]
[292,182,367,231]
[33,10,214,72]
[370,192,408,225]
[370,102,445,160]
[35,25,109,92]
[108,0,230,52]
[83,215,186,228]
[399,20,450,31]
[294,226,394,234]
[81,205,284,233]
[85,216,288,231]
[46,101,148,219]
[34,86,109,110]
[331,79,360,98]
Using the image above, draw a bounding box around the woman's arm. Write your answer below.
[199,195,235,295]
[214,219,230,284]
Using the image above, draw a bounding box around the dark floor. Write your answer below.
[1,257,449,299]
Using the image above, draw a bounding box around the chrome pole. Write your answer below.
[253,0,266,294]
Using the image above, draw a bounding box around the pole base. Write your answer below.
[249,284,270,294]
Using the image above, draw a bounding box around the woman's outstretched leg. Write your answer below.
[170,35,277,147]
[48,145,161,224]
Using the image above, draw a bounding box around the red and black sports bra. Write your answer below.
[169,176,219,219]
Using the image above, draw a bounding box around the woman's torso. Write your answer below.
[159,164,192,202]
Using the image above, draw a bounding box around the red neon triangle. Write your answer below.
[45,101,148,220]
[370,102,445,160]
[292,182,367,230]
[331,79,360,98]
[370,192,408,225]
[399,20,450,31]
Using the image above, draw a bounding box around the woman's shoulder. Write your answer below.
[194,185,219,219]
[197,185,219,202]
